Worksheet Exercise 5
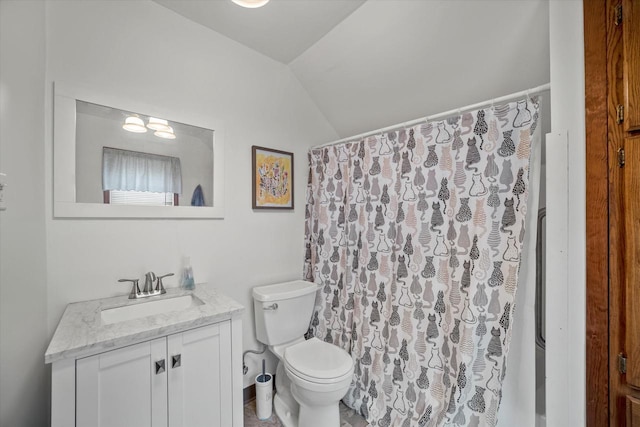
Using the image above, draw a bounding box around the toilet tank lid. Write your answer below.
[252,280,318,302]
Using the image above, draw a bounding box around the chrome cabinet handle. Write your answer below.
[155,359,165,375]
[172,354,181,369]
[263,303,278,311]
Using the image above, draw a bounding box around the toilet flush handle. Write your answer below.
[263,303,278,311]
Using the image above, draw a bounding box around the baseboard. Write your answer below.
[243,384,256,404]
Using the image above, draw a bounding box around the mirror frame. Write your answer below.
[53,82,225,219]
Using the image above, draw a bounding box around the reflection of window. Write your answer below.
[108,190,176,206]
[102,147,182,206]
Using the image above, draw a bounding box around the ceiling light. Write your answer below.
[122,116,147,133]
[147,117,171,132]
[231,0,270,8]
[154,126,176,139]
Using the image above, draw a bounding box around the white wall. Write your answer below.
[547,1,586,425]
[0,1,49,426]
[291,0,550,138]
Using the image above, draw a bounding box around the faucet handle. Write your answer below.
[118,279,140,299]
[156,273,174,294]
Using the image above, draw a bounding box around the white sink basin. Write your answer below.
[101,295,203,325]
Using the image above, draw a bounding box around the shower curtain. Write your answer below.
[303,98,541,427]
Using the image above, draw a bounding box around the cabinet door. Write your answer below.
[625,136,640,389]
[167,321,232,427]
[624,0,640,131]
[629,396,640,426]
[76,338,168,427]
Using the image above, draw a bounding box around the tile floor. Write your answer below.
[243,399,369,427]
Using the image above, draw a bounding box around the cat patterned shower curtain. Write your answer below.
[303,98,540,427]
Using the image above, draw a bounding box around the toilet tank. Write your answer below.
[253,280,318,346]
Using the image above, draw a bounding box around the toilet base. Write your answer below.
[274,391,341,427]
[274,393,298,427]
[298,402,340,427]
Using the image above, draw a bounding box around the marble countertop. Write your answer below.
[45,283,244,364]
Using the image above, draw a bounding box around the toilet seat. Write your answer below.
[283,337,353,384]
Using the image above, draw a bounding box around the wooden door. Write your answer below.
[613,0,640,425]
[624,0,640,131]
[586,0,640,425]
[76,338,168,427]
[625,136,640,389]
[167,321,233,427]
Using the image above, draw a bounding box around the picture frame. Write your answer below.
[252,146,294,210]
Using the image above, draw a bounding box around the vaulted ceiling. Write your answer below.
[154,0,366,64]
[154,0,550,139]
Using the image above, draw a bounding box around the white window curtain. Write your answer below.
[102,147,182,194]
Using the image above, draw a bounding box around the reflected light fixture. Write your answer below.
[147,117,171,132]
[231,0,269,8]
[122,116,147,133]
[154,126,176,139]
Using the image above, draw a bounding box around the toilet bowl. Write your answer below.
[285,337,353,427]
[253,280,354,427]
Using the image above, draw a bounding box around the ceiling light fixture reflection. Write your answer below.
[122,116,147,133]
[154,126,176,139]
[231,0,270,8]
[147,117,171,132]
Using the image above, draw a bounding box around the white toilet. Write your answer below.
[253,280,354,427]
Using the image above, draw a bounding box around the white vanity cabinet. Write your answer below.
[46,285,244,427]
[76,322,232,427]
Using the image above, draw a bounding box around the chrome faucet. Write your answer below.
[119,272,174,299]
[143,272,156,294]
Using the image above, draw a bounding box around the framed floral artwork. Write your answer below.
[252,146,294,209]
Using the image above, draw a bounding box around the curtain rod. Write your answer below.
[313,82,551,149]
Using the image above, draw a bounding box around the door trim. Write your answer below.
[584,0,610,425]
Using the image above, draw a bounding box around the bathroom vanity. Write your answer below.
[45,284,243,427]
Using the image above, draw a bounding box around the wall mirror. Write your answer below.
[53,82,224,218]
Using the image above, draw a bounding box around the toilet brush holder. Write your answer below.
[255,372,273,420]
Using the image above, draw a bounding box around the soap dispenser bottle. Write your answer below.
[181,256,195,290]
